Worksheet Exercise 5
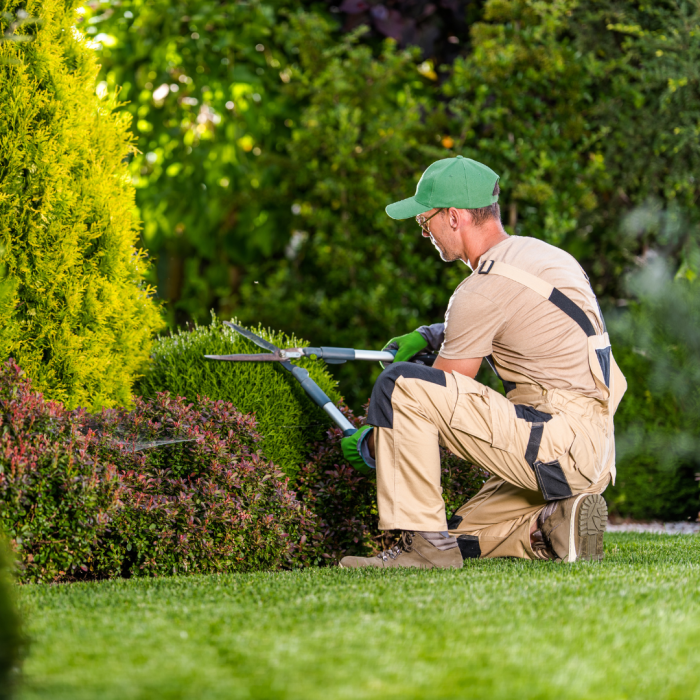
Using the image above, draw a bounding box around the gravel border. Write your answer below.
[607,521,700,535]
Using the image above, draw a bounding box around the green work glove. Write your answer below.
[383,330,428,363]
[341,425,375,475]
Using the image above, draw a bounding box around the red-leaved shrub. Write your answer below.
[0,360,319,582]
[0,360,120,582]
[0,360,488,580]
[89,393,319,577]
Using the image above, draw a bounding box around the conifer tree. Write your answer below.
[0,0,162,408]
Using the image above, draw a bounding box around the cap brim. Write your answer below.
[385,196,432,220]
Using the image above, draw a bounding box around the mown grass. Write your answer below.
[16,533,700,700]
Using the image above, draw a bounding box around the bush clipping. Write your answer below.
[0,358,321,582]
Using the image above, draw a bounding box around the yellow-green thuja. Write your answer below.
[0,0,163,409]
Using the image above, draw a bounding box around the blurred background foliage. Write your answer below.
[52,0,700,518]
[606,206,700,521]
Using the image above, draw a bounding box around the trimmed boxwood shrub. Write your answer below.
[136,316,341,476]
[0,0,163,410]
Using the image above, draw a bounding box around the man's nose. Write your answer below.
[421,230,430,238]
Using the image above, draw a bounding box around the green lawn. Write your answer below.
[16,533,700,700]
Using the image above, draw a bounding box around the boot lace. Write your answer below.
[376,532,414,561]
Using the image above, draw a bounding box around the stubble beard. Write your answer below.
[429,234,459,263]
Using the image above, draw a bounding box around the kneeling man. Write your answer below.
[341,156,626,568]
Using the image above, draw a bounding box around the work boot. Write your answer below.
[539,493,608,562]
[339,532,463,570]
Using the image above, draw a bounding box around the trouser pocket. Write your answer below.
[449,373,518,453]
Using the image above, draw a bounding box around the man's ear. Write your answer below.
[449,207,461,229]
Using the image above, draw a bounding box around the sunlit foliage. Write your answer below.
[0,0,162,409]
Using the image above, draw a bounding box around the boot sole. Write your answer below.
[568,493,607,563]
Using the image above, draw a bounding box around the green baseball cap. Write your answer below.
[385,156,500,220]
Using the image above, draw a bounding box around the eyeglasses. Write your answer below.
[416,209,444,234]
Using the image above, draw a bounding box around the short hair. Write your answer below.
[466,181,501,227]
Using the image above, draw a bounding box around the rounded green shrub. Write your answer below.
[0,0,162,410]
[136,316,342,476]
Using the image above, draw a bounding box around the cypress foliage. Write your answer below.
[0,0,162,409]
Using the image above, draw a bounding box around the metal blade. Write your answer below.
[224,321,280,353]
[205,353,286,362]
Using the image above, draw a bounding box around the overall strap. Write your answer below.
[477,259,627,489]
[477,260,601,337]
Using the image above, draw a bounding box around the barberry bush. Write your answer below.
[0,359,318,582]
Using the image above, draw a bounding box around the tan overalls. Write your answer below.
[367,260,627,559]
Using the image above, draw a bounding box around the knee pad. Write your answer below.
[367,362,446,428]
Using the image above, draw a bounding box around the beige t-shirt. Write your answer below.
[439,236,605,399]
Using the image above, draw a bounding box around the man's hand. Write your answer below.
[340,425,375,475]
[383,330,428,363]
[432,355,482,379]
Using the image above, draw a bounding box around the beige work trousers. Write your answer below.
[372,367,613,559]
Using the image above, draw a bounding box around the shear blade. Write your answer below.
[223,321,280,353]
[205,353,285,362]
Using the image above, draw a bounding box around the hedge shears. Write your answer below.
[205,322,435,437]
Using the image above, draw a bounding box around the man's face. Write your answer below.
[418,209,461,262]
